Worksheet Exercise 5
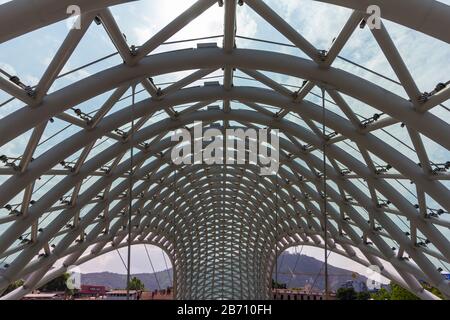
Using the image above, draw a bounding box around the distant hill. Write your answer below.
[273,252,368,291]
[81,269,173,291]
[81,252,367,291]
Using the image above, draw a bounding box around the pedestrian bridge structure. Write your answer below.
[0,0,449,300]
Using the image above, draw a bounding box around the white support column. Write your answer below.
[21,182,35,217]
[223,0,237,91]
[35,13,96,102]
[0,76,34,105]
[141,78,161,98]
[293,81,315,103]
[408,128,433,174]
[240,69,293,98]
[98,8,133,65]
[73,140,96,175]
[245,0,319,62]
[89,85,129,128]
[18,123,47,173]
[326,89,361,128]
[179,101,215,116]
[371,21,421,106]
[421,85,450,112]
[292,11,362,103]
[162,69,216,96]
[325,10,363,65]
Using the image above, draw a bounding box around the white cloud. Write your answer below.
[77,245,170,274]
[237,6,258,37]
[0,62,16,76]
[129,0,257,47]
[274,0,352,50]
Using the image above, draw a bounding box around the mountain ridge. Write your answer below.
[81,252,368,291]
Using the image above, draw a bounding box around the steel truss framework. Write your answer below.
[0,0,449,300]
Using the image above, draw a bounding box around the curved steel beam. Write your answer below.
[1,0,448,44]
[0,0,136,43]
[1,109,448,294]
[2,142,446,296]
[1,49,449,150]
[1,91,446,268]
[315,0,450,44]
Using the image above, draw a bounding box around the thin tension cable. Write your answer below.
[126,84,136,299]
[322,87,329,300]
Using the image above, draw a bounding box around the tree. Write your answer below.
[336,287,357,300]
[390,283,419,300]
[371,288,391,300]
[39,273,70,292]
[127,277,145,291]
[1,279,24,296]
[356,291,371,300]
[38,272,78,297]
[422,283,445,299]
[371,281,444,300]
[271,279,287,289]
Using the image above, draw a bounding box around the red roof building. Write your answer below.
[78,285,107,297]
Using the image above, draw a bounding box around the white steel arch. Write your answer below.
[0,0,449,300]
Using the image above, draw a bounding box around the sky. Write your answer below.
[76,243,391,285]
[0,0,450,288]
